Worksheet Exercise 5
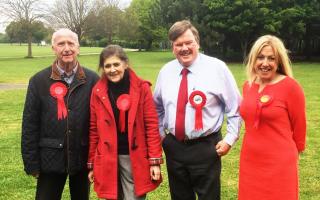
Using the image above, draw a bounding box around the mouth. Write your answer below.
[63,54,73,57]
[108,73,119,78]
[258,66,272,73]
[179,50,191,57]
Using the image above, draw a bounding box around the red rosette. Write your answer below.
[254,94,274,128]
[189,90,207,130]
[116,94,131,133]
[50,82,68,120]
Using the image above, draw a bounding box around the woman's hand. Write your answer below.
[88,170,94,183]
[150,165,161,181]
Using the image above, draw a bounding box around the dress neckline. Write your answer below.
[253,76,288,94]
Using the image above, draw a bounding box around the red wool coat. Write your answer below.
[88,69,162,199]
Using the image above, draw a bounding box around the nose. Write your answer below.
[181,43,188,50]
[110,66,116,72]
[262,57,269,65]
[63,43,71,51]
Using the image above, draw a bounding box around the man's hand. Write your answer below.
[215,140,231,156]
[150,165,161,181]
[88,170,94,183]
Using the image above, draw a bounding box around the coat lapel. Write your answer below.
[128,70,141,133]
[95,78,115,120]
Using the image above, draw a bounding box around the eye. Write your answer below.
[113,62,121,67]
[268,57,276,61]
[103,64,111,69]
[67,42,75,47]
[257,55,264,60]
[57,42,65,47]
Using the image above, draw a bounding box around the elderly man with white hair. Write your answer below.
[21,28,99,200]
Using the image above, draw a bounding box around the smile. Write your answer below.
[258,67,272,72]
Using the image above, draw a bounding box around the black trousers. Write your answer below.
[162,133,222,200]
[35,170,89,200]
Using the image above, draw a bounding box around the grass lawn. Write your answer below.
[0,45,319,199]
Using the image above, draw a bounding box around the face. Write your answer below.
[103,56,128,83]
[254,45,278,83]
[52,36,79,66]
[172,29,200,67]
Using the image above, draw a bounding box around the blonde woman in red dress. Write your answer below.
[238,35,306,200]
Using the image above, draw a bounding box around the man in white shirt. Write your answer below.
[153,20,241,200]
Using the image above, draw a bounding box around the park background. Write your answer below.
[0,0,319,199]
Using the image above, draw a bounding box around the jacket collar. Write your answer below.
[94,68,149,119]
[50,60,86,81]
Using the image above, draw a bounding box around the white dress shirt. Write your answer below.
[153,53,242,145]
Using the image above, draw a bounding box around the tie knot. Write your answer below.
[181,68,189,76]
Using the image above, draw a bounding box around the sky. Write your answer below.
[0,0,132,33]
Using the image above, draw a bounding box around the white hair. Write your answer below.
[51,28,79,46]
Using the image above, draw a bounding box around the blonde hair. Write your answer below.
[51,28,79,46]
[245,35,293,84]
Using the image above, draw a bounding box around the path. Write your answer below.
[0,83,27,91]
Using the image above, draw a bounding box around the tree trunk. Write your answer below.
[242,40,248,60]
[27,32,33,58]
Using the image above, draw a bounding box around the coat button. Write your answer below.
[97,89,100,92]
[68,130,72,133]
[102,96,106,100]
[59,144,63,147]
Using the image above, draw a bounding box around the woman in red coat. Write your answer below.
[238,35,306,200]
[87,45,163,200]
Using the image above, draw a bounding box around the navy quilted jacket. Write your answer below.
[21,62,99,175]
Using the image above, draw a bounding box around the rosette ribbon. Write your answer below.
[116,94,131,133]
[254,94,273,128]
[50,82,68,120]
[189,91,207,130]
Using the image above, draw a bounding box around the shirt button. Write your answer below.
[68,130,72,133]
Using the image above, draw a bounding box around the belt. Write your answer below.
[166,129,221,145]
[182,133,215,145]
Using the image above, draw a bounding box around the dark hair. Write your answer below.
[98,44,129,70]
[168,20,200,44]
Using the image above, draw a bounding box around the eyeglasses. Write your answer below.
[103,62,121,69]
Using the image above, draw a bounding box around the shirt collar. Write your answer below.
[56,62,78,77]
[177,53,201,75]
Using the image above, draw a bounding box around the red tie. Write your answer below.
[175,68,189,141]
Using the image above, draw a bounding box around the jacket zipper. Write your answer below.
[65,80,85,173]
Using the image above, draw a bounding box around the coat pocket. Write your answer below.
[38,138,64,172]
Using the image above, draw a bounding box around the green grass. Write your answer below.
[0,45,319,199]
[0,43,103,59]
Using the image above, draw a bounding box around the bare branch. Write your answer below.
[45,0,95,41]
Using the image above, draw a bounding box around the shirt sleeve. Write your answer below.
[287,80,306,152]
[153,70,166,139]
[220,64,242,146]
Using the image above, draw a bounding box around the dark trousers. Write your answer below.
[35,170,89,200]
[162,133,222,200]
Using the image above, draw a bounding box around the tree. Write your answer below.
[5,21,28,44]
[83,0,123,46]
[32,21,51,45]
[0,33,9,43]
[5,20,51,45]
[203,0,277,58]
[130,0,167,50]
[1,0,44,57]
[46,0,95,42]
